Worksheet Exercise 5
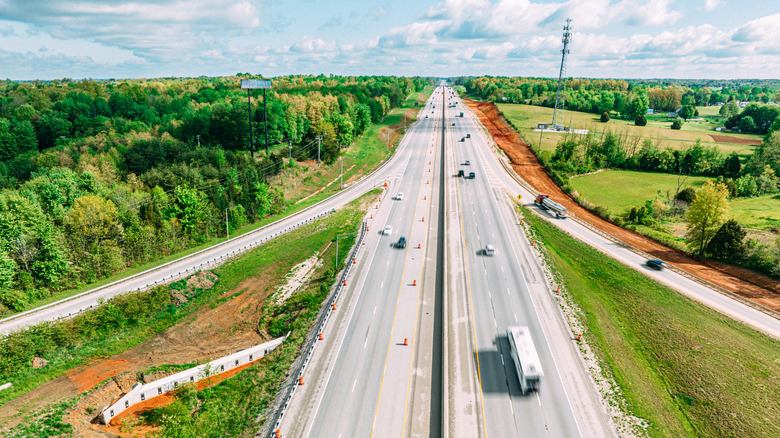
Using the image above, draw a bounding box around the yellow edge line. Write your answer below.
[453,101,489,436]
[371,110,439,437]
[400,105,439,434]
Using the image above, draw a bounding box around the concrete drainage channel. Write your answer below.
[260,220,369,437]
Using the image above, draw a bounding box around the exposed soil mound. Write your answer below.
[466,99,780,313]
[186,270,218,290]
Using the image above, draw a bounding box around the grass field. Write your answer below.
[570,169,780,230]
[522,205,780,438]
[497,103,762,159]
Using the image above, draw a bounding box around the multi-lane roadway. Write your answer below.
[3,83,778,437]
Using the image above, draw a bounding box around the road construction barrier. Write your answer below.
[102,335,288,425]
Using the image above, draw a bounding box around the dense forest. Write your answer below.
[460,76,780,134]
[0,75,430,313]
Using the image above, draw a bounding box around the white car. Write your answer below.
[383,225,393,236]
[464,160,471,166]
[485,244,495,256]
[394,192,404,200]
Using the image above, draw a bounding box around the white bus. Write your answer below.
[506,326,544,394]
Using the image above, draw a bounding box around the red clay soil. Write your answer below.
[466,99,780,313]
[710,134,762,145]
[98,358,263,435]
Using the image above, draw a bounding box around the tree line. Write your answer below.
[0,75,431,314]
[461,76,780,133]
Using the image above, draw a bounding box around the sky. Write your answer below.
[0,0,778,80]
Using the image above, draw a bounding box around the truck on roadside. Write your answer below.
[534,194,568,219]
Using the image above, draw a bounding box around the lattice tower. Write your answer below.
[551,18,572,129]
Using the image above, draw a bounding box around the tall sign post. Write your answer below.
[240,79,272,155]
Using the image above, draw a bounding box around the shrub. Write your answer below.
[675,187,697,203]
[671,119,683,130]
[706,219,746,260]
[600,111,610,123]
[635,115,647,126]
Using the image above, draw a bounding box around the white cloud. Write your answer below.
[703,0,722,12]
[289,35,336,53]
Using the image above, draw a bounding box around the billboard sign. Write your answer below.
[241,79,272,89]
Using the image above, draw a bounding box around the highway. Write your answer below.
[4,82,779,438]
[279,86,445,436]
[279,85,617,437]
[442,89,601,437]
[453,93,780,342]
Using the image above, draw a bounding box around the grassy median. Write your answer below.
[521,205,780,438]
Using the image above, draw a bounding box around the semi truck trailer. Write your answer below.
[534,194,568,219]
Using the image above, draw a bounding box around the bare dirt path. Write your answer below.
[466,99,780,313]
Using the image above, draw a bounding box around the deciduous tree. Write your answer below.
[685,181,730,255]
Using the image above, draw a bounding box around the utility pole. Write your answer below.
[247,89,254,157]
[316,136,323,164]
[225,208,229,241]
[340,157,343,189]
[263,88,269,153]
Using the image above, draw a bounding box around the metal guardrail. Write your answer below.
[261,220,368,437]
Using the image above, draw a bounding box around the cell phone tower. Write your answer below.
[551,18,572,130]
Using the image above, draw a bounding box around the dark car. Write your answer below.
[646,259,667,270]
[458,169,464,177]
[468,172,475,179]
[395,237,407,249]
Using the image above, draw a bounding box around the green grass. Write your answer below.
[730,194,780,230]
[570,169,780,231]
[0,192,372,410]
[522,205,780,438]
[570,170,713,216]
[5,90,430,318]
[497,103,761,159]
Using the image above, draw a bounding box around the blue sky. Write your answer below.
[0,0,778,80]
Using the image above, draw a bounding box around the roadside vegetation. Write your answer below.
[120,191,372,436]
[521,205,780,438]
[0,76,432,317]
[477,78,780,278]
[1,192,370,433]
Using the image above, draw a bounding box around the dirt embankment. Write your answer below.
[0,270,279,435]
[466,99,780,313]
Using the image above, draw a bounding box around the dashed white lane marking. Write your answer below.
[514,312,518,323]
[352,380,357,392]
[373,306,377,315]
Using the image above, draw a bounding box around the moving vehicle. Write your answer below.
[506,326,544,394]
[459,112,464,117]
[484,244,495,256]
[646,259,667,270]
[394,192,404,200]
[383,225,393,236]
[466,133,471,138]
[468,172,475,179]
[464,160,470,166]
[534,194,568,219]
[395,237,407,249]
[458,169,464,177]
